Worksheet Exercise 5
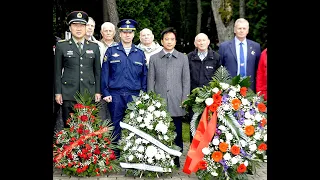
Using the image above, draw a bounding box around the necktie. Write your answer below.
[239,42,245,77]
[77,42,82,53]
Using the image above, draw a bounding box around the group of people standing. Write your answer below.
[53,10,267,169]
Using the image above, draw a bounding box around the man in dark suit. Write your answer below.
[218,18,261,92]
[54,11,101,128]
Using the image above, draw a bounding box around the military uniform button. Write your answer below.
[80,78,83,81]
[80,57,83,60]
[64,82,67,84]
[80,71,83,74]
[80,64,83,67]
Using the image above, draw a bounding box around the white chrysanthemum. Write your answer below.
[166,154,171,159]
[136,153,143,159]
[137,116,143,122]
[241,98,249,106]
[136,101,141,105]
[202,147,211,155]
[231,156,238,164]
[239,139,247,147]
[161,111,167,117]
[144,117,151,125]
[139,109,145,115]
[223,152,231,161]
[148,105,155,112]
[130,112,135,119]
[135,138,142,144]
[228,90,236,97]
[205,98,214,106]
[212,138,220,146]
[264,134,267,141]
[128,155,134,161]
[218,125,226,131]
[220,82,229,90]
[249,144,257,151]
[244,111,251,119]
[226,133,233,141]
[211,171,218,176]
[147,157,153,164]
[142,139,149,144]
[163,135,169,140]
[139,123,146,128]
[254,113,262,121]
[212,87,220,93]
[146,113,153,120]
[253,132,261,140]
[146,145,157,158]
[155,153,162,160]
[244,160,248,166]
[222,104,230,111]
[147,125,153,130]
[244,119,253,126]
[143,94,149,100]
[155,102,161,108]
[154,110,161,118]
[137,145,145,153]
[132,146,137,151]
[155,121,168,134]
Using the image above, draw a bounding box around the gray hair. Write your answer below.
[100,22,116,32]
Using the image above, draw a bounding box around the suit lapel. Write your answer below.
[246,40,252,62]
[228,40,237,62]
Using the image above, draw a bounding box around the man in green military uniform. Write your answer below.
[54,11,101,128]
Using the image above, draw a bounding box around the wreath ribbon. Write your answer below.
[53,127,108,163]
[182,107,217,174]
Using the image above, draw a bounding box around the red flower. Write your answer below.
[240,87,247,96]
[258,143,267,151]
[80,115,89,122]
[237,164,247,173]
[197,160,207,170]
[94,148,101,155]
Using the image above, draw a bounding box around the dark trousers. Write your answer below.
[98,99,111,121]
[61,100,76,128]
[108,89,140,158]
[52,100,61,137]
[172,116,183,167]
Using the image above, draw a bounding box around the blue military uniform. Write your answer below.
[100,19,148,157]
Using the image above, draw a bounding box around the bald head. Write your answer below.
[140,28,154,46]
[194,33,210,52]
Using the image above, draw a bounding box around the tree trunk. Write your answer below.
[211,0,234,46]
[196,0,202,35]
[102,0,109,22]
[239,0,245,18]
[103,0,120,42]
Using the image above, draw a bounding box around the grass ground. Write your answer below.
[182,122,190,143]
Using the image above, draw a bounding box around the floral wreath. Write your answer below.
[182,66,267,180]
[53,90,121,177]
[118,91,181,178]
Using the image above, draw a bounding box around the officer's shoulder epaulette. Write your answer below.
[58,39,68,43]
[109,42,119,47]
